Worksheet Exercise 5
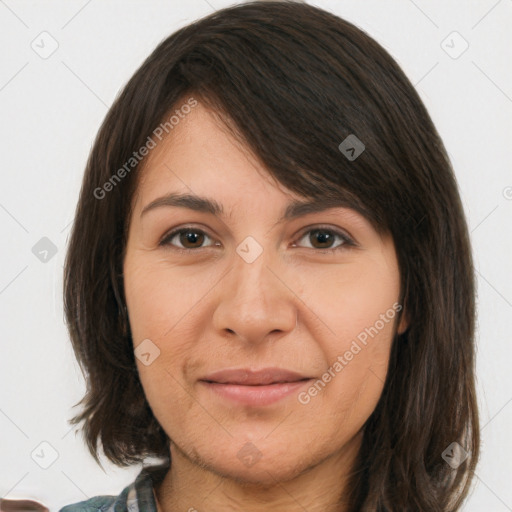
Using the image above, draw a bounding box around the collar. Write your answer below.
[105,462,169,512]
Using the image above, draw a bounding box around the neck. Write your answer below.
[155,432,362,512]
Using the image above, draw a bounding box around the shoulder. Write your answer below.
[58,462,169,512]
[59,495,116,511]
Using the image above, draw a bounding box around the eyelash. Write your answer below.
[158,225,356,254]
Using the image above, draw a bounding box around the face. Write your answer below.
[123,100,407,485]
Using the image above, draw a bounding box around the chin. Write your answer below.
[187,437,318,487]
[207,455,311,487]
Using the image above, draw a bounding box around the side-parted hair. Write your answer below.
[63,2,479,510]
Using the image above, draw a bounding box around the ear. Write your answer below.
[396,301,409,335]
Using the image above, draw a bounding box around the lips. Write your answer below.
[200,367,312,386]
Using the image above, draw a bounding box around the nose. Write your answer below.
[211,241,298,345]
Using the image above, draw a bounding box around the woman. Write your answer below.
[60,1,479,510]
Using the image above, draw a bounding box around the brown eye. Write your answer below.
[178,230,205,248]
[295,227,354,252]
[160,227,215,250]
[309,229,336,249]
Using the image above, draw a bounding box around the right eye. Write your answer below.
[159,226,220,251]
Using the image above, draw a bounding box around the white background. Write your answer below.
[0,0,511,510]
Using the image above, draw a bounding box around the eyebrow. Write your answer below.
[140,192,362,223]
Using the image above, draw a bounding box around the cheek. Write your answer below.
[125,259,219,427]
[295,262,399,416]
[295,257,400,345]
[124,257,218,343]
[306,348,387,433]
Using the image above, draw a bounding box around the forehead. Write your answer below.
[129,101,380,236]
[138,103,280,182]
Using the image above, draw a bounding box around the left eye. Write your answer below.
[294,227,354,251]
[159,226,354,252]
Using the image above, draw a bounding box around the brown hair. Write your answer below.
[63,2,479,510]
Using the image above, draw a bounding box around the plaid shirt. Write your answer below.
[59,463,169,512]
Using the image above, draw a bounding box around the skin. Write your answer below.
[123,100,408,512]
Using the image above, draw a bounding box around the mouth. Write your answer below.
[202,379,311,385]
[200,367,313,386]
[199,368,314,406]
